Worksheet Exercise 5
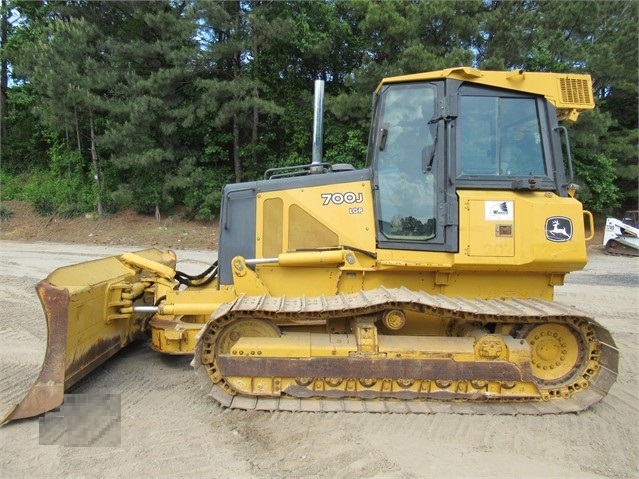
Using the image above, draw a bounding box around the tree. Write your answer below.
[97,1,201,216]
[1,0,9,142]
[1,0,52,171]
[9,10,112,214]
[1,0,636,219]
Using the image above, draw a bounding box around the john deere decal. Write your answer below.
[545,217,573,242]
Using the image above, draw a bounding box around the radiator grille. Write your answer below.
[559,78,592,106]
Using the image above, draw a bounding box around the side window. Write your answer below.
[375,84,437,240]
[459,96,546,178]
[459,97,498,174]
[500,99,546,176]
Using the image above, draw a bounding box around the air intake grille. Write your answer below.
[559,78,592,106]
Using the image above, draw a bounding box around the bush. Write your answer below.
[0,171,26,201]
[21,144,97,217]
[0,205,14,221]
[181,166,231,221]
[572,152,621,214]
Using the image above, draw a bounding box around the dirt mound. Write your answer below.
[0,200,219,250]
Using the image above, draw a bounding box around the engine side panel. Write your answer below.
[218,169,374,285]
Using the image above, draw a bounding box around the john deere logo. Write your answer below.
[545,217,573,242]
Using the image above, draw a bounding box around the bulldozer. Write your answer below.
[3,67,618,423]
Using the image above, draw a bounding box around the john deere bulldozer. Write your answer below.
[3,67,618,423]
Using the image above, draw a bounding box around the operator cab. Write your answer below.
[368,77,569,252]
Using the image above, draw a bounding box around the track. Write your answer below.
[604,238,639,257]
[194,287,618,415]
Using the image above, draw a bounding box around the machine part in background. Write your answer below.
[603,213,639,256]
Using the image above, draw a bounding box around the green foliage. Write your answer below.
[2,0,637,218]
[569,108,637,213]
[1,85,50,172]
[160,155,233,221]
[0,205,14,222]
[21,144,96,217]
[0,170,24,200]
[572,152,621,214]
[181,166,232,221]
[324,127,368,168]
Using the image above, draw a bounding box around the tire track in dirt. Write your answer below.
[210,410,405,479]
[0,274,47,423]
[0,363,41,408]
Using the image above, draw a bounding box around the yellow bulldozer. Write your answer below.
[3,67,618,423]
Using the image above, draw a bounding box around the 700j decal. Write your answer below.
[321,192,363,206]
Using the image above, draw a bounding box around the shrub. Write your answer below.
[0,171,26,201]
[21,144,96,217]
[0,205,14,221]
[572,152,621,214]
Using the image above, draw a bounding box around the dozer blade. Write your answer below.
[1,249,175,425]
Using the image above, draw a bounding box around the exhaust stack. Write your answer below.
[311,79,324,172]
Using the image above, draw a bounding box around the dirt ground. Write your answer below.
[0,200,219,250]
[0,201,637,479]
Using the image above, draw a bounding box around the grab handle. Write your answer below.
[583,210,595,241]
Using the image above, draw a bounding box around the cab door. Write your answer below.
[371,80,458,252]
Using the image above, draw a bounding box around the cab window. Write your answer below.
[459,96,546,177]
